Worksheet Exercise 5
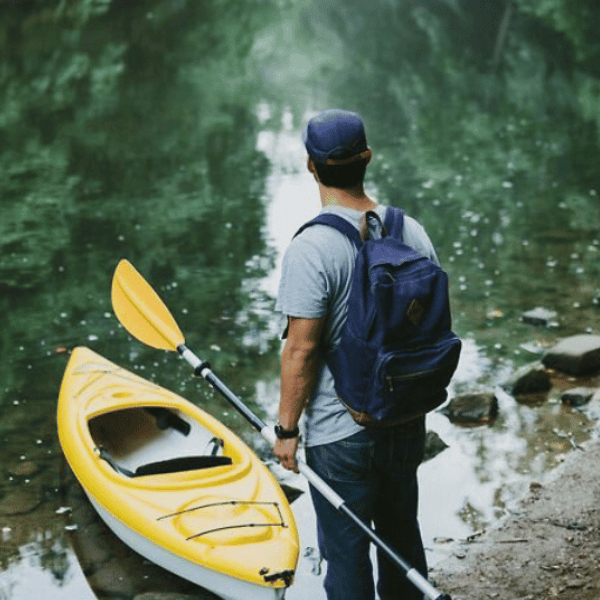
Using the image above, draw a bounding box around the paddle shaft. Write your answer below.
[177,344,450,600]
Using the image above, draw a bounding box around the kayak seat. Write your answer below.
[134,455,233,477]
[98,447,232,477]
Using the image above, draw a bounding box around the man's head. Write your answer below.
[303,109,372,189]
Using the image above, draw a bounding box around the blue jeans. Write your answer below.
[305,419,427,600]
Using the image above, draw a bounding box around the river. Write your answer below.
[1,1,600,599]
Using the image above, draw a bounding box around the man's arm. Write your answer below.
[274,315,326,473]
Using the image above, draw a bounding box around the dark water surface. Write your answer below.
[1,2,600,598]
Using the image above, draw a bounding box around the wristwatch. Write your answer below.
[274,423,300,439]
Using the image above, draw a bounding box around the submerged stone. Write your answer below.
[7,460,40,478]
[440,392,498,425]
[0,489,42,515]
[542,334,600,376]
[89,562,135,598]
[561,387,597,407]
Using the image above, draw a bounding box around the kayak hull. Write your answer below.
[57,347,298,600]
[86,493,285,600]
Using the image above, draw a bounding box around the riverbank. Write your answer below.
[430,434,600,599]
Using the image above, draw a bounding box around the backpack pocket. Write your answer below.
[372,333,462,424]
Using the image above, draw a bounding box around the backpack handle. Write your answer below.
[382,206,405,241]
[360,210,386,241]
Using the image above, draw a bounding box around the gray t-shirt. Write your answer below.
[275,204,439,447]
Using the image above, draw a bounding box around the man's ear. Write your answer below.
[307,157,320,182]
[365,148,373,165]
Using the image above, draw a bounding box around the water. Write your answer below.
[2,2,600,598]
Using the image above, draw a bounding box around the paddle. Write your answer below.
[111,259,451,600]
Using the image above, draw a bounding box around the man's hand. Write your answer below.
[274,436,300,473]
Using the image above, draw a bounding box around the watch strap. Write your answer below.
[275,424,300,439]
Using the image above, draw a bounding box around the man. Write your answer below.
[273,109,438,600]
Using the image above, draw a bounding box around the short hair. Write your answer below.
[313,158,369,189]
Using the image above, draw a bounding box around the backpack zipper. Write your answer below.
[385,362,455,392]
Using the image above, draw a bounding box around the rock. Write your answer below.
[7,460,41,478]
[72,525,113,565]
[511,366,552,396]
[279,483,304,504]
[561,387,596,407]
[521,307,558,326]
[542,334,600,376]
[440,392,498,425]
[501,361,551,395]
[89,562,135,598]
[424,430,449,462]
[0,489,42,515]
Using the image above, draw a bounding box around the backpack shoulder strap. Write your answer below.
[294,214,362,248]
[383,206,405,241]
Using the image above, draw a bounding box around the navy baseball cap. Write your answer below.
[303,109,370,165]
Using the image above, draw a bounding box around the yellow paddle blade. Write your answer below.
[111,260,185,351]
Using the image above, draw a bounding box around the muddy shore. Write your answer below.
[430,436,600,600]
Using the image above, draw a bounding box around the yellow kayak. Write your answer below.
[57,347,299,600]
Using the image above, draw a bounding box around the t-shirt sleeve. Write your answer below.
[275,233,329,319]
[403,215,440,266]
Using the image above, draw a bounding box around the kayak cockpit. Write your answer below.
[88,406,232,477]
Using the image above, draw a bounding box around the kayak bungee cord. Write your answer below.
[111,259,452,600]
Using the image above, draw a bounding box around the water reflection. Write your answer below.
[0,545,95,600]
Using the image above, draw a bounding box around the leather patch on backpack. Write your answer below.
[406,298,425,326]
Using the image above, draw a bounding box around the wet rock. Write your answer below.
[510,365,552,396]
[561,387,596,407]
[0,488,42,515]
[542,334,600,376]
[501,361,551,396]
[440,392,498,425]
[424,430,449,462]
[521,307,558,327]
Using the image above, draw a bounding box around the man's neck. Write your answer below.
[318,183,377,211]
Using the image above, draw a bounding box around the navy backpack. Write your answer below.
[295,207,461,426]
